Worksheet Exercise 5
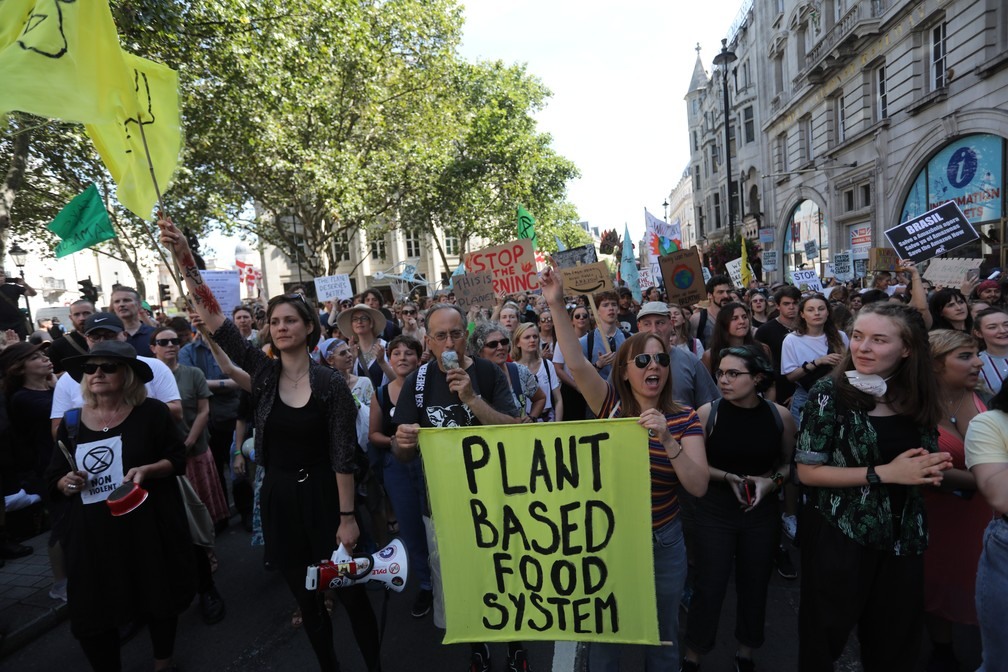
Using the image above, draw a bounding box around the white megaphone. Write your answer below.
[305,538,409,593]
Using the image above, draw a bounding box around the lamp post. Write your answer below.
[663,199,669,222]
[8,243,32,327]
[713,38,737,240]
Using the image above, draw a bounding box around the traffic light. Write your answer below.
[159,283,171,303]
[78,278,99,304]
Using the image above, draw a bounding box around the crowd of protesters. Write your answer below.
[1,234,1006,672]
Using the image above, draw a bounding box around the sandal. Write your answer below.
[291,608,303,628]
[387,519,400,535]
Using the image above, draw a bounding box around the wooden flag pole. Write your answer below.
[586,294,611,354]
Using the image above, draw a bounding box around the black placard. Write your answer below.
[884,201,978,263]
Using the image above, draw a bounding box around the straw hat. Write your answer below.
[336,304,387,338]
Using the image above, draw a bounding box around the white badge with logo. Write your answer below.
[75,436,124,505]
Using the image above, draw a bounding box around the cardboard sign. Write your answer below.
[552,244,598,269]
[868,247,901,272]
[452,271,496,312]
[313,274,353,302]
[762,249,778,272]
[420,419,658,644]
[558,262,614,295]
[659,247,705,307]
[464,240,539,296]
[759,228,775,244]
[637,266,655,290]
[201,270,242,314]
[923,257,983,287]
[791,269,823,293]
[804,240,819,259]
[833,251,854,282]
[884,200,979,263]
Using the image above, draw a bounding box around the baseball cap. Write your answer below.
[636,302,671,321]
[83,312,125,334]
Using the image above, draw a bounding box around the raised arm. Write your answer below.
[157,218,226,333]
[900,260,932,329]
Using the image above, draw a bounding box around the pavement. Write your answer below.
[0,532,67,657]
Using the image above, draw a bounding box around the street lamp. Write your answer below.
[8,243,32,327]
[663,199,669,222]
[713,38,737,240]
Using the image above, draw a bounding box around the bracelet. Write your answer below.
[771,471,785,490]
[669,442,684,460]
[339,511,355,517]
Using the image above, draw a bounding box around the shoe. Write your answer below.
[411,589,433,618]
[506,648,532,672]
[781,514,797,541]
[735,654,755,672]
[680,659,700,672]
[776,545,798,580]
[200,588,226,624]
[679,584,694,612]
[0,539,32,559]
[469,644,490,672]
[49,580,68,602]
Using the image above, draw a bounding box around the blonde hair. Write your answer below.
[511,322,540,362]
[80,360,148,408]
[928,328,979,363]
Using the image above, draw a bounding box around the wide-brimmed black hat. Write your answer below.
[63,341,153,383]
[0,341,50,375]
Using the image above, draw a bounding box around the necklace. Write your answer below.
[282,368,309,389]
[98,404,126,433]
[948,390,969,428]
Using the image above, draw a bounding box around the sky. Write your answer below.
[457,0,747,243]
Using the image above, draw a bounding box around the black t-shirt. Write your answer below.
[9,387,55,477]
[0,284,26,334]
[755,318,796,402]
[393,357,519,429]
[706,399,780,476]
[617,311,638,333]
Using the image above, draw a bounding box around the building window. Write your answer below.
[774,54,784,94]
[775,132,788,172]
[861,183,872,208]
[834,93,846,144]
[844,189,855,212]
[444,234,460,256]
[405,230,422,258]
[370,235,387,261]
[801,115,814,164]
[710,144,719,172]
[932,22,947,90]
[693,130,699,152]
[697,205,705,235]
[741,60,750,89]
[743,106,755,144]
[694,166,701,190]
[713,192,722,230]
[875,64,888,120]
[333,230,351,262]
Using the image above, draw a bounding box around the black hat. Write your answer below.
[0,341,50,375]
[82,312,124,335]
[63,341,153,383]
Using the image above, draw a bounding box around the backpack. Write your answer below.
[585,328,632,365]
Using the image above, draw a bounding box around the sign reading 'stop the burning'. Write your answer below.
[464,240,539,295]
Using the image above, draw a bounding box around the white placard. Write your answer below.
[804,239,819,259]
[725,257,755,289]
[762,250,778,271]
[201,270,242,313]
[76,435,123,505]
[833,251,854,282]
[313,274,353,301]
[638,266,655,290]
[791,269,823,293]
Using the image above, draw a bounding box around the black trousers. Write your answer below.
[78,616,177,671]
[684,486,779,654]
[798,507,923,672]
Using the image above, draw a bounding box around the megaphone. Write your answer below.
[305,538,409,593]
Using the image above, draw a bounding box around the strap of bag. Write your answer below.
[506,362,527,411]
[706,397,783,439]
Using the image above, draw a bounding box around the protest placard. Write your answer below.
[791,269,823,293]
[313,274,353,302]
[725,257,755,289]
[552,244,598,269]
[637,266,655,290]
[833,251,854,282]
[854,259,867,279]
[804,240,819,260]
[923,258,983,287]
[884,201,978,263]
[869,247,901,272]
[201,271,241,313]
[464,240,539,296]
[659,247,705,307]
[452,271,496,312]
[420,419,658,644]
[558,262,614,295]
[762,249,778,272]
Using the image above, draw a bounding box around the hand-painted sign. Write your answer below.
[464,240,539,296]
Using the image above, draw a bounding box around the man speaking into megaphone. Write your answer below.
[390,304,532,672]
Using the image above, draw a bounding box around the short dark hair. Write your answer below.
[859,289,890,306]
[167,316,190,333]
[706,274,731,294]
[111,286,141,302]
[386,334,423,359]
[361,288,384,306]
[266,294,322,350]
[149,326,177,345]
[594,290,618,305]
[232,305,254,319]
[773,285,801,305]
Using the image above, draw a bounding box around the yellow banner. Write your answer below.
[420,419,658,644]
[85,52,182,220]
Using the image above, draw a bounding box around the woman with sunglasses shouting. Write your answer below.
[682,345,796,672]
[159,218,381,672]
[541,266,709,671]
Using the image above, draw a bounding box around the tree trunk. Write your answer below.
[0,126,32,258]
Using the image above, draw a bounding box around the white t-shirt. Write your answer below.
[529,359,560,415]
[51,356,182,420]
[780,332,849,376]
[965,410,1008,469]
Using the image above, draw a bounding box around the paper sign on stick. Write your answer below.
[885,201,978,263]
[659,247,705,307]
[637,266,655,290]
[420,419,658,644]
[464,240,539,296]
[313,274,353,302]
[791,269,823,293]
[558,262,614,295]
[868,247,901,272]
[923,258,983,287]
[200,270,241,314]
[833,251,854,282]
[762,250,778,272]
[452,271,496,312]
[553,244,598,269]
[725,257,755,289]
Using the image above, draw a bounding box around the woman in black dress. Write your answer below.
[159,217,380,672]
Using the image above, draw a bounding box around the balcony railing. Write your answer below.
[804,0,883,77]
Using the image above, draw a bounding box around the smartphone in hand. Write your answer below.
[739,479,756,507]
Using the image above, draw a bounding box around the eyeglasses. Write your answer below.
[87,330,119,341]
[402,309,416,315]
[484,337,510,350]
[715,369,753,381]
[83,362,121,375]
[539,317,552,323]
[351,315,372,323]
[632,353,670,369]
[339,301,353,308]
[573,313,589,320]
[154,338,181,346]
[430,329,466,342]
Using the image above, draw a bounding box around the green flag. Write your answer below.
[516,205,538,250]
[47,184,116,258]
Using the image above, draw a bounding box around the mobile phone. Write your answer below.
[967,269,980,283]
[989,270,1002,281]
[740,479,756,507]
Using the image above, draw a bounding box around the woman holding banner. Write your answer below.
[540,265,709,671]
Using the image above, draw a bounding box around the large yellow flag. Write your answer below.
[86,53,182,220]
[0,0,132,123]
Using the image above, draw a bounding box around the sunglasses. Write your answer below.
[155,338,181,346]
[339,301,353,307]
[83,362,121,375]
[632,353,670,369]
[402,309,417,315]
[573,313,589,320]
[484,337,510,350]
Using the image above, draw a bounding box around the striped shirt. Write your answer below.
[596,385,703,529]
[979,351,1008,398]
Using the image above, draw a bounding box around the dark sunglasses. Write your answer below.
[484,337,510,350]
[402,309,417,315]
[155,338,181,346]
[573,313,589,319]
[83,362,121,375]
[632,353,670,369]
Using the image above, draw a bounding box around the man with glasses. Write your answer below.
[47,299,94,374]
[50,313,181,438]
[392,304,529,672]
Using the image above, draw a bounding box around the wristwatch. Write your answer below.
[866,465,882,486]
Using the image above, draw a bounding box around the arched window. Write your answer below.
[783,200,826,276]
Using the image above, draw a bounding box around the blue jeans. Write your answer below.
[589,517,687,671]
[381,451,432,591]
[977,517,1008,672]
[790,386,809,427]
